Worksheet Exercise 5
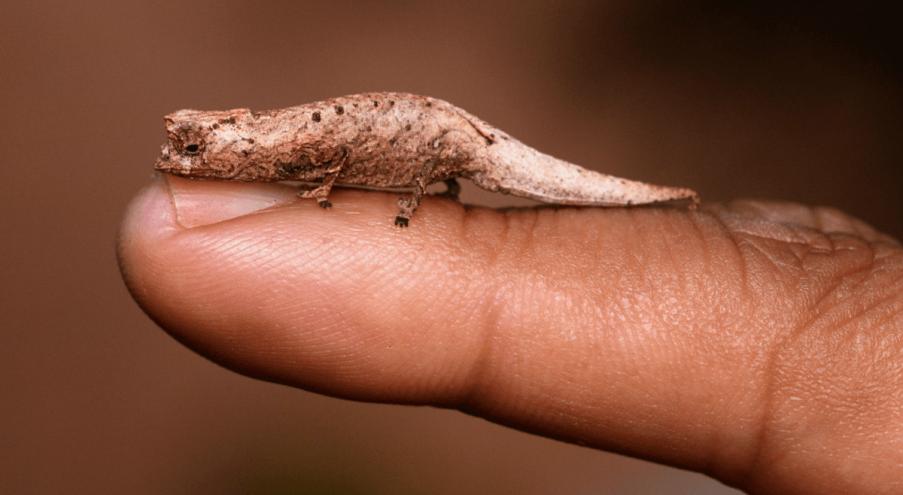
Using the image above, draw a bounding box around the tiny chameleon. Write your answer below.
[155,92,699,226]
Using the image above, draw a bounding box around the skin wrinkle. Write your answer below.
[716,206,826,248]
[516,208,541,270]
[869,283,903,336]
[797,236,862,301]
[479,209,509,270]
[729,201,901,248]
[505,283,567,426]
[420,209,510,406]
[824,266,901,342]
[708,211,752,305]
[687,210,714,274]
[453,288,502,408]
[456,276,508,411]
[736,234,807,283]
[741,343,788,490]
[440,272,489,395]
[791,236,879,343]
[708,232,802,485]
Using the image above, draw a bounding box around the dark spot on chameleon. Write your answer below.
[389,100,395,106]
[312,111,321,122]
[212,123,219,129]
[241,150,250,157]
[365,125,372,132]
[244,138,255,144]
[334,105,344,115]
[425,101,432,107]
[373,100,379,107]
[226,117,236,124]
[389,137,397,145]
[352,102,358,108]
[405,124,412,131]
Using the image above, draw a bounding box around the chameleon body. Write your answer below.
[155,92,699,226]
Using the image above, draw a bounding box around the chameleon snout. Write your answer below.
[155,144,195,176]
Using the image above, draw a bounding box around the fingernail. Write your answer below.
[164,175,299,228]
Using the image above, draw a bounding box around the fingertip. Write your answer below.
[116,174,489,397]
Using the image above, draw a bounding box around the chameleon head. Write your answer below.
[155,108,256,179]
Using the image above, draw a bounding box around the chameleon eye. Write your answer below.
[184,143,200,155]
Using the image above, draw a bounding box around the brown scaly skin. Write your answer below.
[155,92,699,225]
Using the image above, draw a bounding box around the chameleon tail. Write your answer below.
[471,139,699,206]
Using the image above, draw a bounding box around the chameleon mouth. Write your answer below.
[155,144,203,175]
[154,156,175,172]
[155,156,222,178]
[154,156,189,174]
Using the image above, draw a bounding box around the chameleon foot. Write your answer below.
[318,199,332,208]
[394,216,409,227]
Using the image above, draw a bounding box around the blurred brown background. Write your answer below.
[1,1,900,493]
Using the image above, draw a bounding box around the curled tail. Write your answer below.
[470,138,699,206]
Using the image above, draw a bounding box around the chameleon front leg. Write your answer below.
[395,160,437,227]
[298,148,349,208]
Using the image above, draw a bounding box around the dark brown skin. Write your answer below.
[155,93,699,226]
[118,177,903,494]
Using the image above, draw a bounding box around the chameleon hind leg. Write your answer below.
[395,160,438,227]
[298,147,349,208]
